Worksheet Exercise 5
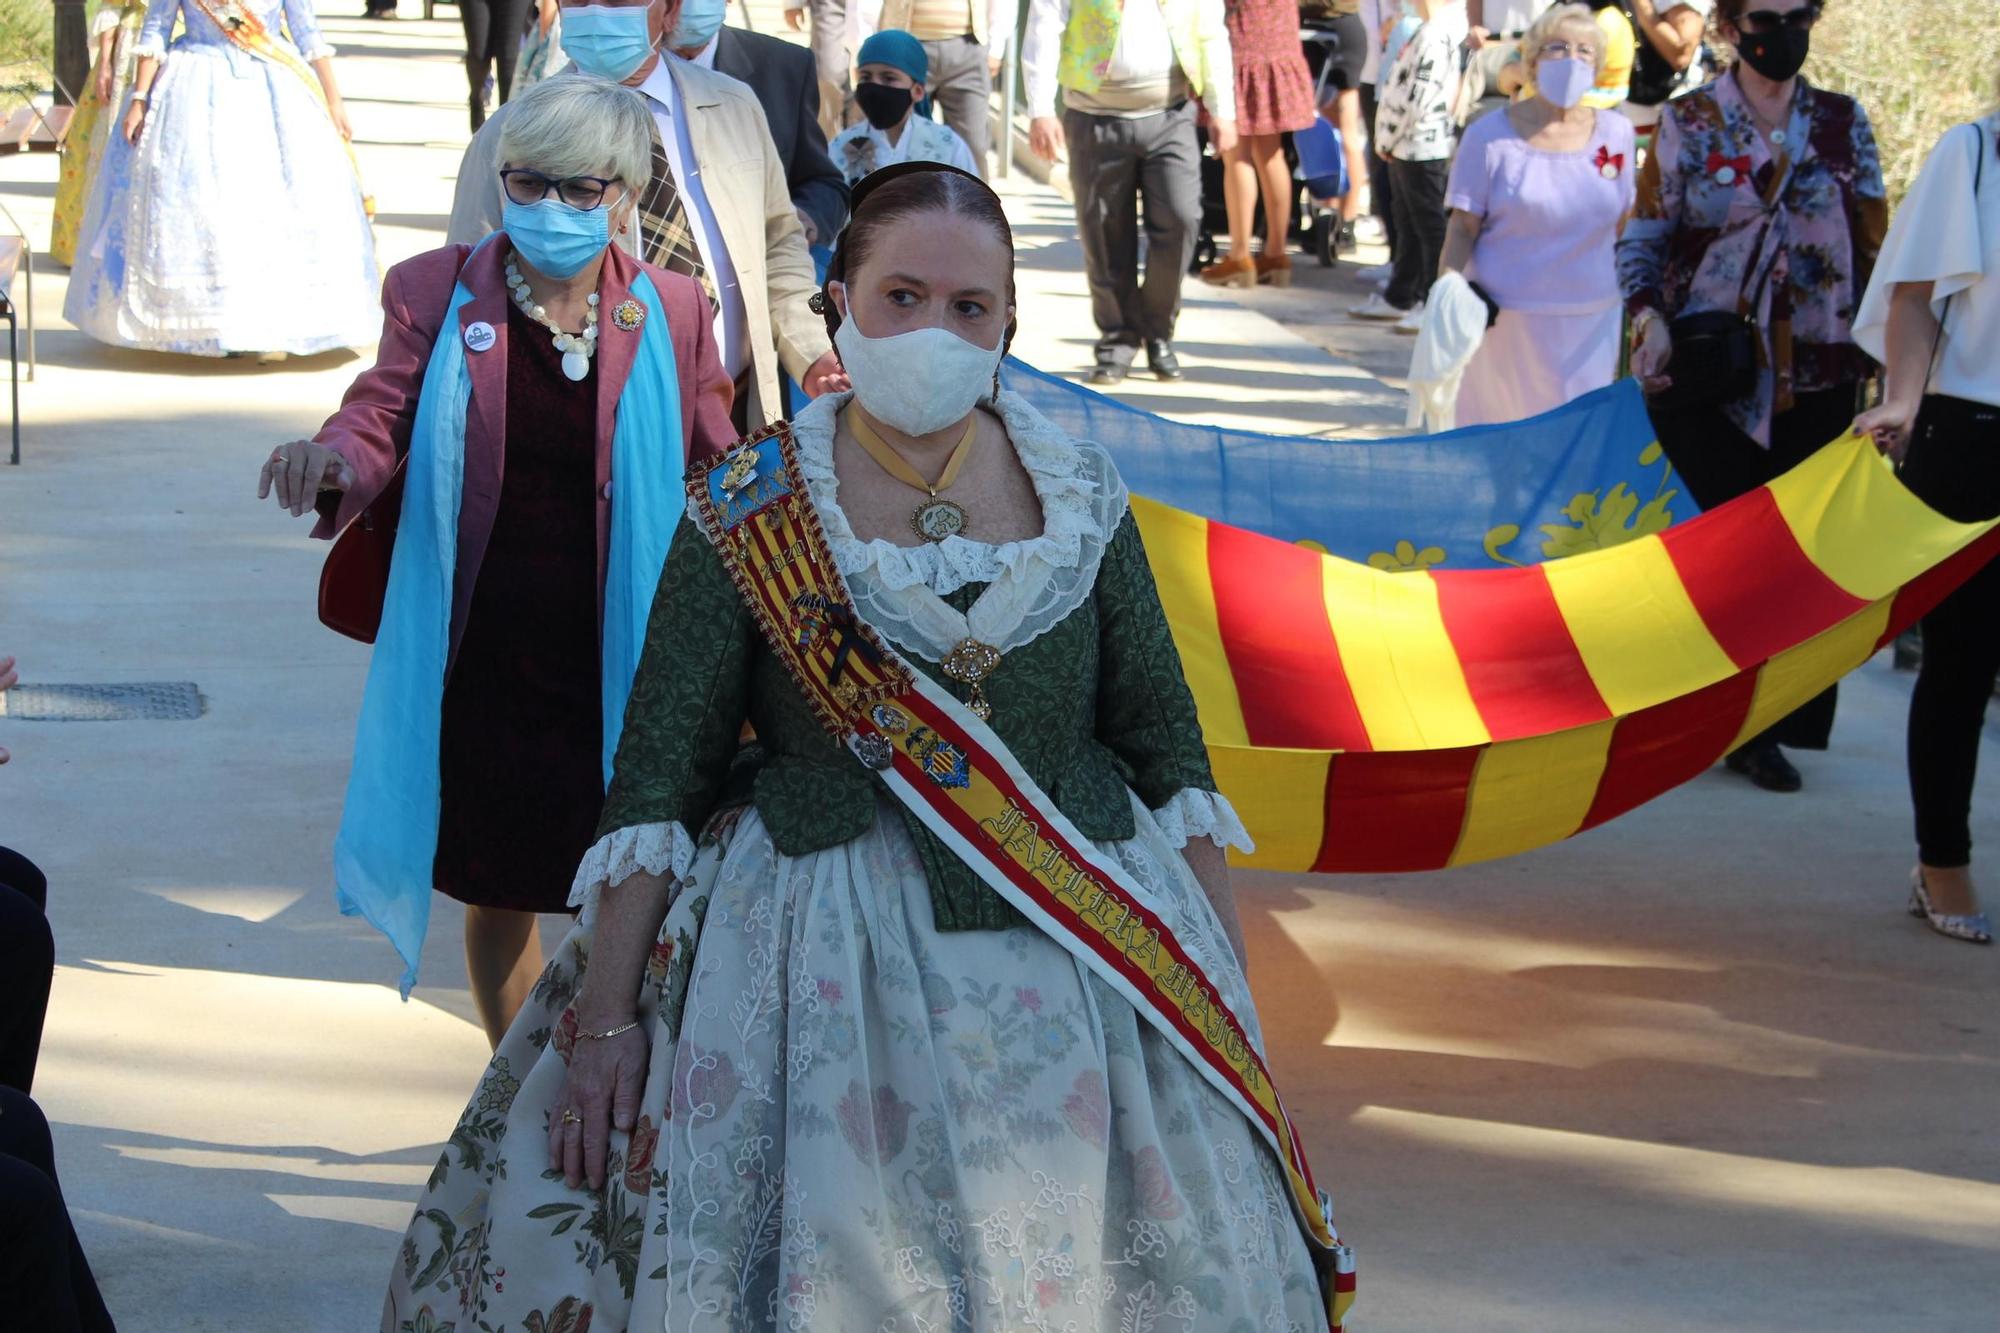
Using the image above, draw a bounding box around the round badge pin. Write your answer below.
[1600,162,1618,179]
[1716,166,1736,185]
[464,320,496,353]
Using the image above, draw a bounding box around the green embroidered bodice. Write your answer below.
[595,404,1221,932]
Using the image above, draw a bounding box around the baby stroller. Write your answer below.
[1294,22,1353,266]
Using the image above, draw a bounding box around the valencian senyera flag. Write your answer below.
[1001,360,1675,569]
[1134,433,2000,873]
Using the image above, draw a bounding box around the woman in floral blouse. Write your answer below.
[1617,0,1886,794]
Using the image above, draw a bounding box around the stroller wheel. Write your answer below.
[1312,214,1338,267]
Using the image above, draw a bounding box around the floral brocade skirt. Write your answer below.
[383,796,1324,1332]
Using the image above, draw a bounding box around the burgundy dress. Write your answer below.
[433,302,603,914]
[1225,0,1317,137]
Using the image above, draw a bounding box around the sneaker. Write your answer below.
[1392,302,1426,335]
[1348,291,1410,321]
[1354,261,1395,285]
[1354,216,1389,246]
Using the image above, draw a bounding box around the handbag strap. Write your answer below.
[1921,121,1987,393]
[1735,146,1795,319]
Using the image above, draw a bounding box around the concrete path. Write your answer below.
[1,14,1996,1331]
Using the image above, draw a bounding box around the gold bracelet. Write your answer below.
[576,1018,641,1042]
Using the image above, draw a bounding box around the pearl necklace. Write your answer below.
[505,258,599,381]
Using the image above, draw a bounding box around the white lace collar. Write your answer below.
[788,389,1122,596]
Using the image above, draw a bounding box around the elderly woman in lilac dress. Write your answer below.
[1439,3,1636,427]
[1619,0,1885,794]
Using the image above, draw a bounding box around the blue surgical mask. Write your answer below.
[669,0,726,50]
[560,4,656,82]
[503,197,610,280]
[1537,57,1595,110]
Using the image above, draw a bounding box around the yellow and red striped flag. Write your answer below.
[1137,434,2000,873]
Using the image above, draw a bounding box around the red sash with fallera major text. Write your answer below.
[691,424,1357,1330]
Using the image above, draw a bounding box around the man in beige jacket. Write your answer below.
[448,0,844,431]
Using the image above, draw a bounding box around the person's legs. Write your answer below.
[1898,392,2000,918]
[1360,82,1392,254]
[1399,157,1448,306]
[488,0,533,104]
[1250,132,1293,255]
[1333,88,1367,225]
[1219,136,1257,261]
[0,880,52,1096]
[924,38,993,174]
[0,1086,115,1331]
[809,0,853,139]
[1065,108,1143,366]
[460,0,493,126]
[1383,157,1425,309]
[1134,100,1203,345]
[464,905,544,1050]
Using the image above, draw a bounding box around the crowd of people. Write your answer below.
[10,0,2000,1326]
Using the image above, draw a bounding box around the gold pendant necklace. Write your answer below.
[848,407,978,543]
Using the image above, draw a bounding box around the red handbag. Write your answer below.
[317,457,406,643]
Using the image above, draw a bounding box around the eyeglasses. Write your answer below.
[1738,4,1821,33]
[499,168,621,211]
[1536,39,1598,61]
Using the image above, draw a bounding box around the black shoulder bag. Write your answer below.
[1649,149,1792,412]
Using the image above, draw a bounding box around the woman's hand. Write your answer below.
[1028,116,1065,163]
[1631,311,1672,393]
[548,1019,650,1190]
[800,350,850,397]
[327,95,353,141]
[122,97,146,144]
[95,61,115,104]
[1854,397,1920,462]
[259,441,355,517]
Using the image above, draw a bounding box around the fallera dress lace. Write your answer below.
[380,390,1328,1332]
[63,0,380,355]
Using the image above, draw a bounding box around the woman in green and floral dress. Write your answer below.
[382,164,1330,1333]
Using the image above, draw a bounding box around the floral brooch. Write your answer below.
[611,299,645,332]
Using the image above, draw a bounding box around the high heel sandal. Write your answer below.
[1909,868,1993,945]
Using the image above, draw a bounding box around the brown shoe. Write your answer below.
[1199,254,1258,288]
[1256,252,1293,287]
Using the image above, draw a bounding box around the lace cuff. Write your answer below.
[568,822,698,929]
[299,42,337,60]
[133,36,167,58]
[1151,789,1255,854]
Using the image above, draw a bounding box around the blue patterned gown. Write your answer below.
[64,0,380,356]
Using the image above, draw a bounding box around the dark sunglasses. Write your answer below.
[1738,4,1821,32]
[498,168,620,211]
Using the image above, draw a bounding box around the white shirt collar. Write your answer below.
[638,55,681,116]
[683,34,719,68]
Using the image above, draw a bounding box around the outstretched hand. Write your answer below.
[260,441,355,518]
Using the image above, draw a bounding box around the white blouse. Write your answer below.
[1854,117,2000,409]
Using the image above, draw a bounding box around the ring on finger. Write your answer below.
[561,1108,583,1126]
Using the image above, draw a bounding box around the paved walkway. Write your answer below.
[1,15,1997,1331]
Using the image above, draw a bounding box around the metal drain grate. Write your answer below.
[0,682,206,722]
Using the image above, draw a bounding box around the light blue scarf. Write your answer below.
[334,253,684,996]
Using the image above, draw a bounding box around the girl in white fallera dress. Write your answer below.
[64,0,380,357]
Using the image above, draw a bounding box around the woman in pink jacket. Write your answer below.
[259,77,738,1043]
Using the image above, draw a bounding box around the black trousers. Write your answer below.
[0,1086,115,1331]
[1650,383,1863,751]
[1895,393,2000,867]
[460,0,533,104]
[1064,101,1203,351]
[0,848,50,1096]
[1384,156,1448,310]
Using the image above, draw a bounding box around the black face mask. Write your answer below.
[1735,24,1810,82]
[855,82,916,131]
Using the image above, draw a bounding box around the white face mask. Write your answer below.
[833,311,1003,436]
[1537,56,1595,110]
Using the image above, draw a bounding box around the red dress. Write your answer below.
[1225,0,1317,137]
[432,302,603,914]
